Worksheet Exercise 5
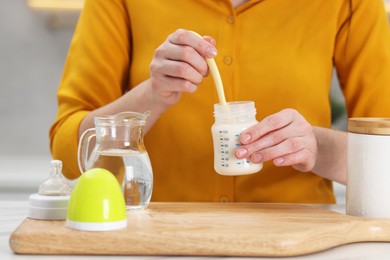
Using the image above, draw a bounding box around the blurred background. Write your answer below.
[0,0,80,197]
[1,0,389,202]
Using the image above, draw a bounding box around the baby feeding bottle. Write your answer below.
[28,160,72,220]
[78,111,153,210]
[211,101,263,176]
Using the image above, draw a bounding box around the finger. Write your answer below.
[161,44,209,77]
[240,108,299,145]
[236,121,302,159]
[153,74,199,94]
[168,29,217,58]
[237,124,297,159]
[249,136,307,163]
[200,36,216,76]
[152,59,204,86]
[274,149,315,172]
[203,36,217,47]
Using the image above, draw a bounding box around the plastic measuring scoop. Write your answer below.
[190,31,227,106]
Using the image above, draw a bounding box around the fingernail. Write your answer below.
[241,133,251,143]
[206,47,217,57]
[274,157,285,166]
[236,148,248,158]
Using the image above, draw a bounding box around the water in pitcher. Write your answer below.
[94,149,153,210]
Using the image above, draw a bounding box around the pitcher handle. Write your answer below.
[77,128,96,174]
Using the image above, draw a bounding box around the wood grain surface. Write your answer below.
[9,203,390,256]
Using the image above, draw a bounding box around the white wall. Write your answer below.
[0,0,76,156]
[0,0,78,193]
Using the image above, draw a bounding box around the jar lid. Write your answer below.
[348,118,390,135]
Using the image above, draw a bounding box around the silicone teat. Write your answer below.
[38,160,72,196]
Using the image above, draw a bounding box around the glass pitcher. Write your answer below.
[78,111,153,210]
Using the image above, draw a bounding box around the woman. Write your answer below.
[50,0,390,203]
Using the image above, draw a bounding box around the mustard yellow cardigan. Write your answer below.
[50,0,390,203]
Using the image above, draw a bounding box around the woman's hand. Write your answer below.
[79,29,217,138]
[149,29,217,108]
[235,108,318,172]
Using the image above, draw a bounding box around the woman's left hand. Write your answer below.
[235,108,317,172]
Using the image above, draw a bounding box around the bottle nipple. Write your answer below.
[38,160,72,196]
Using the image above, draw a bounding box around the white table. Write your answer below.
[1,200,390,260]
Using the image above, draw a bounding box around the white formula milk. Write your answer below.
[347,118,390,218]
[211,101,263,176]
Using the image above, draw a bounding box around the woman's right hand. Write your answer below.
[149,29,218,108]
[78,30,217,138]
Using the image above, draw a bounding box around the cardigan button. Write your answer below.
[227,15,235,24]
[223,56,233,65]
[220,196,229,202]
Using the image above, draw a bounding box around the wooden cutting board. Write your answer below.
[9,202,390,257]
